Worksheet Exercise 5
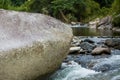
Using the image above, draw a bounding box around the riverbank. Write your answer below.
[71,15,120,36]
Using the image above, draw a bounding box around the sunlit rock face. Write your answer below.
[0,9,73,80]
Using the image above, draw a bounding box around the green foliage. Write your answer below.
[99,7,111,16]
[23,0,51,13]
[0,0,11,9]
[11,0,26,6]
[112,15,120,27]
[51,0,100,22]
[0,0,27,11]
[13,0,99,22]
[94,0,114,8]
[112,0,120,15]
[112,0,120,27]
[0,0,117,23]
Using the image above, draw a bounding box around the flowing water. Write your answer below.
[48,25,120,80]
[49,53,120,80]
[48,36,120,80]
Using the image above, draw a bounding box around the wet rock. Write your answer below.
[84,39,95,44]
[69,47,86,54]
[79,50,87,54]
[93,64,112,72]
[74,55,95,68]
[92,47,111,55]
[80,42,96,52]
[71,37,82,47]
[71,42,80,47]
[0,9,73,80]
[105,39,120,49]
[69,47,81,54]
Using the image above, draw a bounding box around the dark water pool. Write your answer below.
[72,27,120,36]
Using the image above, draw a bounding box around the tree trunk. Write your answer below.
[59,10,69,23]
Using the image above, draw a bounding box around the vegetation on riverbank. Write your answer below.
[0,0,119,27]
[112,0,120,27]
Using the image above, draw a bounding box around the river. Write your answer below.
[47,26,120,80]
[72,25,120,36]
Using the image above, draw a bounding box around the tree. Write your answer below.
[51,0,100,22]
[112,0,120,15]
[94,0,114,8]
[11,0,27,6]
[0,0,11,9]
[112,0,120,27]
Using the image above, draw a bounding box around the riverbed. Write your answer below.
[48,37,120,80]
[46,24,120,80]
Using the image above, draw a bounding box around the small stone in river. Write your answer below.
[105,39,120,47]
[69,47,81,54]
[80,42,96,52]
[84,39,95,43]
[79,50,87,54]
[92,47,111,55]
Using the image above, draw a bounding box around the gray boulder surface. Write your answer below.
[0,9,73,80]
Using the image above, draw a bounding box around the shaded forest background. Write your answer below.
[0,0,120,27]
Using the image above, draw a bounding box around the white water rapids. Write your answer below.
[49,55,120,80]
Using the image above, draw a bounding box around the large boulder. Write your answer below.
[97,16,112,29]
[0,9,73,80]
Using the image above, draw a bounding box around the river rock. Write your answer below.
[84,39,95,44]
[97,16,112,29]
[71,37,81,46]
[0,9,73,80]
[69,47,80,53]
[89,18,100,28]
[105,39,120,49]
[80,42,96,52]
[112,27,120,32]
[92,64,112,72]
[92,47,111,55]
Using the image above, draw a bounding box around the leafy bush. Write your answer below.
[50,0,100,22]
[0,0,11,9]
[112,15,120,27]
[112,0,120,27]
[112,0,120,15]
[0,0,117,23]
[94,0,114,8]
